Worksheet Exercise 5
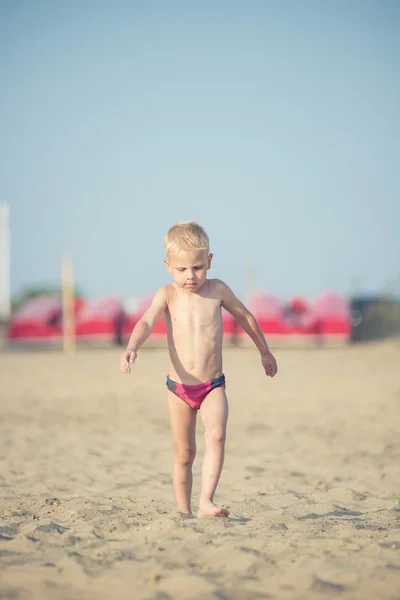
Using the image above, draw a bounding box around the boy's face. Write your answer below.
[165,249,213,293]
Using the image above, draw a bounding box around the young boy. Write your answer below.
[120,221,277,518]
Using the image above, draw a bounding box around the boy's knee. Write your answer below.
[173,444,196,467]
[205,426,226,446]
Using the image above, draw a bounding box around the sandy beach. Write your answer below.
[1,341,400,600]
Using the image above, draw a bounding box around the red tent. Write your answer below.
[75,297,125,343]
[7,296,63,343]
[248,292,287,335]
[313,291,350,316]
[283,295,317,333]
[312,291,351,340]
[246,291,350,343]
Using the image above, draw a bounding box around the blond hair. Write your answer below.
[164,221,210,257]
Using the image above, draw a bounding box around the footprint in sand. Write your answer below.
[0,523,21,540]
[312,576,348,593]
[35,522,69,534]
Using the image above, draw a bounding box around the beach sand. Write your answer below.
[1,341,400,599]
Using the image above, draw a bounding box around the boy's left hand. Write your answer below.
[261,351,278,377]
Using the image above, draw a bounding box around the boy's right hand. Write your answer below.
[120,349,137,374]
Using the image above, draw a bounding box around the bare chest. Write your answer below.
[167,295,222,329]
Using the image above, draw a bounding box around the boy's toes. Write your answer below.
[198,502,230,518]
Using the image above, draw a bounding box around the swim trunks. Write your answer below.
[166,374,226,410]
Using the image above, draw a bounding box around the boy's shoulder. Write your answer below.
[152,284,171,303]
[207,278,230,297]
[208,278,228,290]
[155,283,180,303]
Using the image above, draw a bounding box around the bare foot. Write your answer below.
[197,501,230,518]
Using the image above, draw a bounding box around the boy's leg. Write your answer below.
[198,386,229,518]
[167,391,197,515]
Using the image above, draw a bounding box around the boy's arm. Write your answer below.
[219,281,277,376]
[126,286,168,352]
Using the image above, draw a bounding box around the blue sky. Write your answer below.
[1,0,399,302]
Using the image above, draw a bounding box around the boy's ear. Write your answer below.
[164,257,172,274]
[207,253,213,269]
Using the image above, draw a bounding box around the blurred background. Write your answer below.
[1,0,399,349]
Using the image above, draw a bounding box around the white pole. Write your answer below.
[0,203,10,321]
[62,256,76,352]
